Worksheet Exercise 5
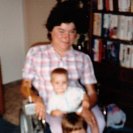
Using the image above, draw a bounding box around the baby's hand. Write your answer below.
[51,110,65,117]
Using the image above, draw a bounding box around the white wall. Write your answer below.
[0,0,25,84]
[24,0,56,48]
[0,0,56,84]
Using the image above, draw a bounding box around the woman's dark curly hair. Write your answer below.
[45,1,83,40]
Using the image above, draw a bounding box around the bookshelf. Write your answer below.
[88,0,133,128]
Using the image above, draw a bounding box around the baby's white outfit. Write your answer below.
[47,86,85,114]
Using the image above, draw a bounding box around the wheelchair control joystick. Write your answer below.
[22,84,36,116]
[20,81,47,133]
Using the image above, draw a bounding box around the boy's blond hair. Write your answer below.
[62,113,87,133]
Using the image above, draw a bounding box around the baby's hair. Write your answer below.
[62,113,87,133]
[51,68,68,77]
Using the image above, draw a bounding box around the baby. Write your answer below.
[47,68,89,116]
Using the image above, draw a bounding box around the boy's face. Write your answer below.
[51,73,68,94]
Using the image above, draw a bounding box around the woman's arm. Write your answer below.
[82,93,90,108]
[20,79,46,120]
[85,84,98,108]
[81,108,99,133]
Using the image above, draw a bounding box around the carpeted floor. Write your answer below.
[3,80,23,125]
[0,80,22,133]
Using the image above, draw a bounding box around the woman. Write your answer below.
[21,1,105,133]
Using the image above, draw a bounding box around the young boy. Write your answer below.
[62,112,87,133]
[62,112,99,133]
[47,68,99,133]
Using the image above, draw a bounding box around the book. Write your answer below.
[106,41,120,64]
[93,39,105,62]
[117,16,133,40]
[113,0,118,11]
[103,14,110,37]
[109,14,118,39]
[119,43,125,67]
[97,0,103,10]
[105,0,113,11]
[119,44,133,68]
[124,45,132,68]
[126,16,133,41]
[118,0,131,12]
[130,45,133,68]
[117,15,126,40]
[93,13,102,36]
[105,0,110,11]
[109,0,114,11]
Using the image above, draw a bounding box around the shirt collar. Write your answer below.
[50,45,74,58]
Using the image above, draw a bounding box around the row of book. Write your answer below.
[119,43,133,68]
[93,13,133,41]
[92,39,133,68]
[92,39,119,64]
[96,0,133,12]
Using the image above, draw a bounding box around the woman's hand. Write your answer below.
[21,80,46,120]
[34,97,46,120]
[78,107,97,128]
[82,93,90,108]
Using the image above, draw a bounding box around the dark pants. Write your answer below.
[44,122,52,133]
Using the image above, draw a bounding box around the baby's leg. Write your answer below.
[46,114,63,133]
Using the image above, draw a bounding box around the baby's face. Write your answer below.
[51,73,68,94]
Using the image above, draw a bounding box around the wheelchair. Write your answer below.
[19,99,49,133]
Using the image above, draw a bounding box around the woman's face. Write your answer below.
[51,22,77,55]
